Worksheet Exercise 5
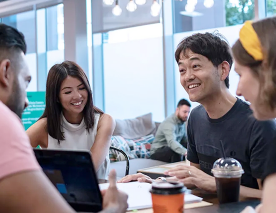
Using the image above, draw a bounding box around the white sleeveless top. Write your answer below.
[47,113,110,180]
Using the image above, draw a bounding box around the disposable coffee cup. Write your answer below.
[150,181,186,213]
[211,158,244,204]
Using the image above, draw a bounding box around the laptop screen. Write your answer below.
[34,149,102,212]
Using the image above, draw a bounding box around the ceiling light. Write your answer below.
[187,0,197,6]
[126,0,137,12]
[112,1,122,16]
[135,0,146,5]
[151,9,159,17]
[204,0,214,8]
[151,0,160,16]
[185,3,195,13]
[103,0,114,6]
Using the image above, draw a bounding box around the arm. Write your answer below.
[240,182,262,199]
[91,114,115,171]
[26,118,48,148]
[0,171,75,213]
[0,170,128,213]
[165,163,262,198]
[260,173,276,213]
[162,121,187,155]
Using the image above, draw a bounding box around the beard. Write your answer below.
[6,77,25,118]
[176,113,188,122]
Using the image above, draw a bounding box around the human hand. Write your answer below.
[164,165,216,192]
[240,204,262,213]
[102,170,128,213]
[117,173,153,183]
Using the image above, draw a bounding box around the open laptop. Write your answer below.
[34,149,102,212]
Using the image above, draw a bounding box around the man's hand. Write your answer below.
[117,173,153,183]
[101,170,128,213]
[164,165,216,192]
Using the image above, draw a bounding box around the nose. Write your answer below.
[24,97,29,109]
[236,84,242,96]
[73,90,82,99]
[184,69,195,82]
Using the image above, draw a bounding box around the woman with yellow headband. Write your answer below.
[232,17,276,213]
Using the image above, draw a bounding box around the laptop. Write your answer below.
[34,149,102,212]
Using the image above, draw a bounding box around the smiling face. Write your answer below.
[178,49,223,104]
[235,60,276,120]
[59,76,88,118]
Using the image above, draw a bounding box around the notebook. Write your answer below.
[99,182,203,211]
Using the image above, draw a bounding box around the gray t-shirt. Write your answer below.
[151,114,187,155]
[187,98,276,189]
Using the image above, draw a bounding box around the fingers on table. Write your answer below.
[118,173,149,183]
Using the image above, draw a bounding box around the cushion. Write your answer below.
[109,134,155,162]
[113,113,156,139]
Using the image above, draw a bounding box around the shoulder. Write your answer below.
[27,118,47,133]
[98,113,116,129]
[0,102,25,137]
[26,118,48,147]
[189,105,205,122]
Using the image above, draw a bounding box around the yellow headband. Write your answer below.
[239,21,263,61]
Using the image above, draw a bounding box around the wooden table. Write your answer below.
[129,162,260,212]
[100,161,261,213]
[129,189,260,213]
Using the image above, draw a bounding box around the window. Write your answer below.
[266,0,276,17]
[1,10,37,91]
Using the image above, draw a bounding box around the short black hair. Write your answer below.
[175,32,233,88]
[0,23,26,56]
[177,99,191,108]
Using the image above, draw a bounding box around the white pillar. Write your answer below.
[63,0,88,75]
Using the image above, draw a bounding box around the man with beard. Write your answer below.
[0,23,127,213]
[150,99,191,162]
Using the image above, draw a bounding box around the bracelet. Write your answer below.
[156,177,167,182]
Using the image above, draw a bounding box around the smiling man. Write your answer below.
[119,32,276,199]
[169,32,276,198]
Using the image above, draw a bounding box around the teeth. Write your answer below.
[188,84,200,89]
[72,101,82,106]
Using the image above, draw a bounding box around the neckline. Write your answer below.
[61,113,85,132]
[206,98,241,123]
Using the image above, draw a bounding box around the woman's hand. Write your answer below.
[117,173,153,183]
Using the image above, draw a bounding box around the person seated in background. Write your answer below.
[119,32,276,200]
[26,61,114,180]
[230,17,276,213]
[150,99,191,163]
[0,23,127,213]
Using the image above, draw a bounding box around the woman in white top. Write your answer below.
[27,61,115,179]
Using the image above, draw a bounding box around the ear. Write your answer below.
[219,61,230,81]
[0,59,12,88]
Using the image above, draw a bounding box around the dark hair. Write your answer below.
[0,24,26,65]
[177,99,191,108]
[232,17,276,110]
[175,32,233,88]
[40,61,103,143]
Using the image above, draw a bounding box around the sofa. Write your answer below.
[109,113,166,178]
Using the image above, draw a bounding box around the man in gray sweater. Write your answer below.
[150,99,191,162]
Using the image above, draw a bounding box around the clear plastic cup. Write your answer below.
[211,158,244,204]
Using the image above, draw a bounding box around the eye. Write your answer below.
[79,87,86,90]
[192,64,200,69]
[64,91,71,94]
[179,69,186,73]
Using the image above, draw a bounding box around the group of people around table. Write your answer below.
[1,15,276,213]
